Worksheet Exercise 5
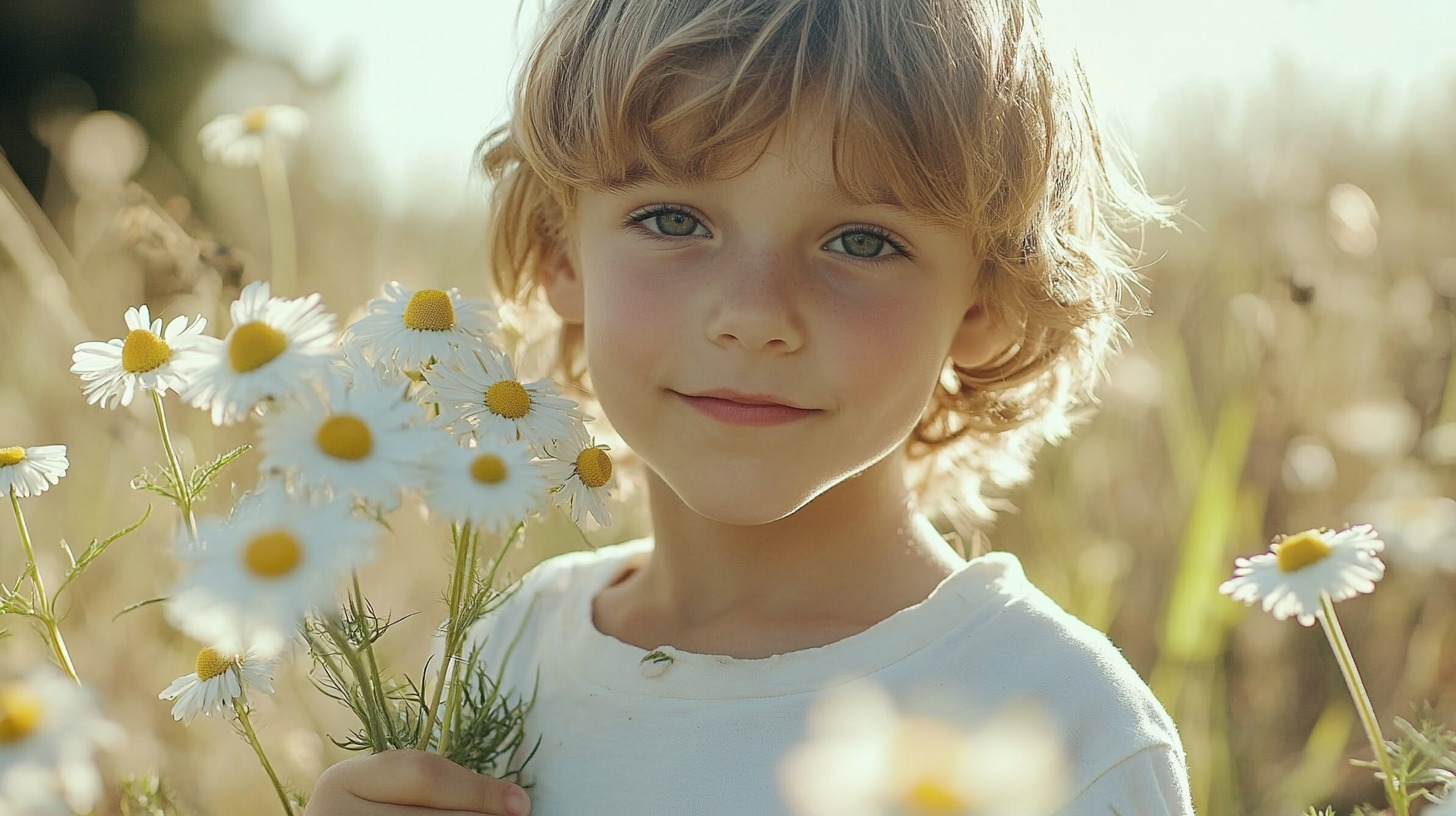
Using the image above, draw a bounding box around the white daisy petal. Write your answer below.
[0,445,69,498]
[424,438,552,533]
[0,667,120,815]
[1219,525,1386,626]
[159,647,277,724]
[70,305,211,409]
[183,281,339,426]
[198,105,308,168]
[258,373,440,511]
[540,434,616,528]
[342,282,498,375]
[422,346,586,454]
[164,487,378,655]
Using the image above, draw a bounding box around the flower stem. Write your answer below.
[416,522,475,752]
[10,493,79,683]
[235,695,296,816]
[349,572,400,746]
[257,142,297,296]
[1317,592,1406,816]
[152,391,198,545]
[322,616,391,752]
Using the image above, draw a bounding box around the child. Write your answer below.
[308,0,1191,814]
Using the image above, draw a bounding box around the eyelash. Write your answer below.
[624,204,912,261]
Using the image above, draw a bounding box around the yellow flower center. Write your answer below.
[121,328,173,373]
[316,414,373,461]
[485,380,531,419]
[1276,529,1333,573]
[575,447,613,489]
[402,289,456,331]
[470,454,508,485]
[0,684,43,743]
[0,447,25,467]
[243,530,303,579]
[195,647,234,681]
[242,106,270,134]
[229,322,288,373]
[904,780,967,814]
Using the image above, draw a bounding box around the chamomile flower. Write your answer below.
[425,438,551,533]
[540,434,616,528]
[258,377,437,511]
[780,685,1067,816]
[1219,525,1386,626]
[0,667,120,816]
[185,281,338,425]
[423,347,585,453]
[198,104,308,168]
[159,647,276,724]
[0,445,68,499]
[165,487,378,655]
[70,305,210,409]
[343,282,498,374]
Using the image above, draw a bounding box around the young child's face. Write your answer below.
[554,113,988,525]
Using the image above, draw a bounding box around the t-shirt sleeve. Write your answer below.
[1058,744,1194,816]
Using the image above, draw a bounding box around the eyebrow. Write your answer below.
[822,181,908,212]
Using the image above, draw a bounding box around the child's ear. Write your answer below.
[949,304,1017,370]
[539,244,585,324]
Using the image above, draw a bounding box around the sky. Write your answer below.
[208,0,1456,212]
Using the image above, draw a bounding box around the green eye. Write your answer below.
[654,212,701,236]
[840,232,886,258]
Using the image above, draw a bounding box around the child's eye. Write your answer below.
[824,227,909,260]
[627,205,711,238]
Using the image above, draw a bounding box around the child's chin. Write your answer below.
[666,476,822,527]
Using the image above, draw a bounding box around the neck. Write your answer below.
[615,452,965,651]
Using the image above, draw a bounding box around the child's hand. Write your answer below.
[305,749,531,816]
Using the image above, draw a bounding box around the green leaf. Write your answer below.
[55,505,151,603]
[188,444,252,500]
[113,595,169,622]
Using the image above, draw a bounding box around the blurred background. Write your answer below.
[2,0,1455,814]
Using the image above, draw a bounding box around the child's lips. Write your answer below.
[672,389,820,426]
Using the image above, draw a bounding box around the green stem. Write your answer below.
[349,573,399,746]
[1317,592,1406,816]
[235,695,296,816]
[437,525,480,758]
[257,143,297,296]
[415,522,474,752]
[10,494,79,683]
[152,391,198,545]
[322,616,390,752]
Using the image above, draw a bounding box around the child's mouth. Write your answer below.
[671,389,820,427]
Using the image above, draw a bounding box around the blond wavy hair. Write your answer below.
[480,0,1171,525]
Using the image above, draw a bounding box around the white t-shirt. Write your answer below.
[462,539,1193,815]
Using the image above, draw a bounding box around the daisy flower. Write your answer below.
[1219,525,1386,626]
[164,487,379,655]
[423,347,585,453]
[425,438,551,533]
[257,376,439,511]
[779,684,1067,816]
[185,281,338,425]
[342,282,498,374]
[0,445,68,498]
[0,667,120,816]
[540,434,616,528]
[159,646,276,724]
[198,104,308,168]
[70,305,210,409]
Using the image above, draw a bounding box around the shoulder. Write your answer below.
[929,552,1190,808]
[462,538,649,667]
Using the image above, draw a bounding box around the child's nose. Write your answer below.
[704,255,805,353]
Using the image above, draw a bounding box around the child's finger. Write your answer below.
[316,750,531,815]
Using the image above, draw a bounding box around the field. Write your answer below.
[2,53,1454,816]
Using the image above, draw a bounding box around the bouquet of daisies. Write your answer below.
[4,278,615,815]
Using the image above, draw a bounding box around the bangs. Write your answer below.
[513,0,987,225]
